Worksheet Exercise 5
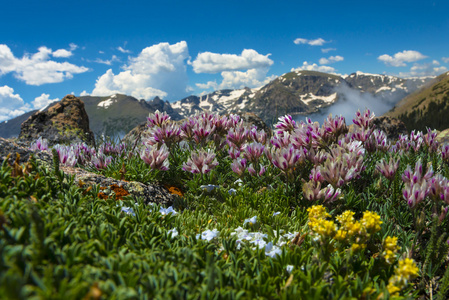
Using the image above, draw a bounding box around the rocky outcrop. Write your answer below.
[0,137,52,166]
[19,95,95,146]
[0,137,175,206]
[372,116,408,141]
[61,166,175,207]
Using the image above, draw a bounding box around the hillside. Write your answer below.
[80,94,183,138]
[386,71,449,131]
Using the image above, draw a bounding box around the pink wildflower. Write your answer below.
[182,149,219,175]
[140,144,170,171]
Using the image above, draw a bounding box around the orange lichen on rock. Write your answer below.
[111,184,130,200]
[97,184,130,200]
[165,185,184,197]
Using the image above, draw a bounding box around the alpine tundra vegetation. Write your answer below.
[1,109,449,299]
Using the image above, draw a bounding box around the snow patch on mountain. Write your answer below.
[301,92,337,104]
[97,94,118,109]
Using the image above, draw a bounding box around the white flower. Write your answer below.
[273,211,281,216]
[265,242,282,258]
[251,238,267,249]
[159,206,177,216]
[286,265,294,273]
[243,216,257,226]
[228,188,237,195]
[168,228,178,238]
[200,184,219,192]
[199,229,219,241]
[234,179,243,186]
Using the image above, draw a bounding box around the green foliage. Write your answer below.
[1,136,449,299]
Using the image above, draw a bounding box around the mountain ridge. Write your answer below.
[0,70,436,139]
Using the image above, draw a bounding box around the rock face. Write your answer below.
[19,95,95,146]
[372,116,408,141]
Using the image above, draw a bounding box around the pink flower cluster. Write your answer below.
[401,159,434,208]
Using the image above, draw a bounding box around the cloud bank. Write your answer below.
[0,86,61,122]
[193,49,275,91]
[32,93,59,110]
[191,49,273,74]
[0,85,28,122]
[0,44,88,85]
[92,41,189,100]
[378,50,427,67]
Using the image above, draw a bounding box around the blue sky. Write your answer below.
[1,0,448,122]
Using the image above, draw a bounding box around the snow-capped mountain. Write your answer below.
[170,70,432,125]
[344,71,430,99]
[170,88,261,117]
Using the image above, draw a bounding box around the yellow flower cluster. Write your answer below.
[307,206,383,251]
[307,205,336,239]
[361,211,383,234]
[382,236,400,264]
[307,205,331,220]
[387,258,419,296]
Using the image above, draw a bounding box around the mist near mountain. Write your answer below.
[296,83,407,124]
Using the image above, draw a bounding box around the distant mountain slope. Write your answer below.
[344,71,429,100]
[386,71,449,131]
[80,94,183,138]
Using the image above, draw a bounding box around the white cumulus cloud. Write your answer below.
[219,68,276,90]
[0,44,88,85]
[293,38,328,46]
[0,85,31,122]
[92,41,189,100]
[442,57,449,63]
[191,49,273,74]
[291,61,336,74]
[193,49,275,91]
[319,55,344,65]
[52,49,73,58]
[32,93,59,110]
[378,50,427,67]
